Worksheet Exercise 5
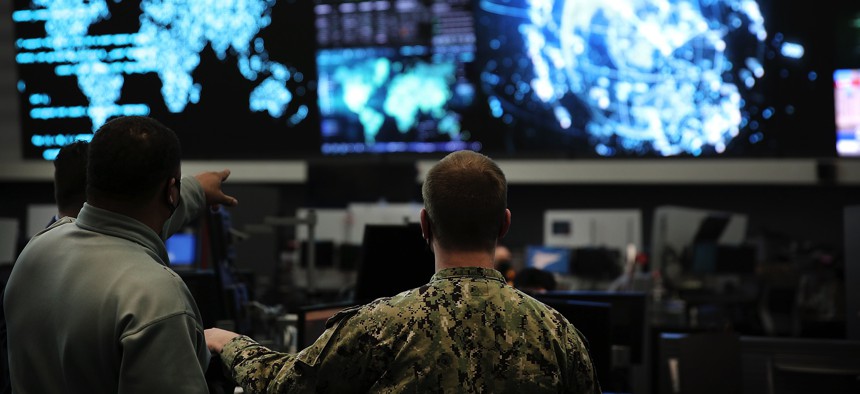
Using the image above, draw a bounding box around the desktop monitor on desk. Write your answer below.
[687,213,757,275]
[526,245,623,280]
[570,247,623,280]
[298,240,336,269]
[166,232,197,269]
[537,298,613,389]
[543,210,642,280]
[536,291,648,364]
[652,206,749,275]
[525,245,571,274]
[353,223,435,303]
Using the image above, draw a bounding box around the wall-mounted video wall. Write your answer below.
[10,0,860,160]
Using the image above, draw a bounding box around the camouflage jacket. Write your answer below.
[221,267,601,393]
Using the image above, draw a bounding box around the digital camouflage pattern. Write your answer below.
[221,267,601,393]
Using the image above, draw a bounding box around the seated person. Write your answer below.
[514,267,558,294]
[205,150,600,393]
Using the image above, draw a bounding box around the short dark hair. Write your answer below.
[514,267,557,293]
[53,141,89,215]
[422,150,507,252]
[87,116,181,202]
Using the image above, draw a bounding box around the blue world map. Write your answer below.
[13,0,307,133]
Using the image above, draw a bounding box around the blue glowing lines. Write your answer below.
[321,140,482,155]
[33,133,95,160]
[251,77,293,118]
[780,42,805,59]
[318,47,464,146]
[482,0,783,156]
[75,60,126,128]
[384,62,456,134]
[15,0,308,133]
[137,0,297,116]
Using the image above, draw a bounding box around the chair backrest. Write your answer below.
[678,332,742,394]
[767,353,860,394]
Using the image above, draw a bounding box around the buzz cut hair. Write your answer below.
[422,150,507,252]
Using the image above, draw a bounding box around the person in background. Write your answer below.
[0,140,90,394]
[4,116,238,394]
[49,140,89,225]
[514,266,559,294]
[205,150,600,393]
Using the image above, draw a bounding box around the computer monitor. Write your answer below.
[835,69,860,157]
[525,245,571,274]
[536,298,613,388]
[537,291,647,364]
[299,240,336,269]
[651,206,748,274]
[353,223,435,303]
[569,247,623,280]
[313,0,485,156]
[338,244,362,270]
[345,202,422,246]
[166,232,197,269]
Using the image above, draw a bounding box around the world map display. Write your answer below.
[13,0,318,159]
[10,0,847,159]
[314,0,484,155]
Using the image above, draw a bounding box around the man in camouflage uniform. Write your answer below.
[206,150,601,393]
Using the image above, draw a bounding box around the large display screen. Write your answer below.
[10,1,854,160]
[472,0,840,157]
[314,0,488,155]
[834,4,860,157]
[12,0,320,160]
[835,69,860,157]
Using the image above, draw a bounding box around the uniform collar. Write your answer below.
[75,203,169,265]
[430,267,507,284]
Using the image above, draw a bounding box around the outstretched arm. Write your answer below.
[206,328,295,394]
[163,169,238,238]
[195,169,239,209]
[205,310,375,394]
[206,327,241,354]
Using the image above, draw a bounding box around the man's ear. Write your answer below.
[499,209,511,239]
[420,209,432,241]
[166,177,177,205]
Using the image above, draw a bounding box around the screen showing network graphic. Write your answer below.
[12,0,320,160]
[12,0,849,160]
[835,69,860,157]
[472,0,840,157]
[314,0,489,155]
